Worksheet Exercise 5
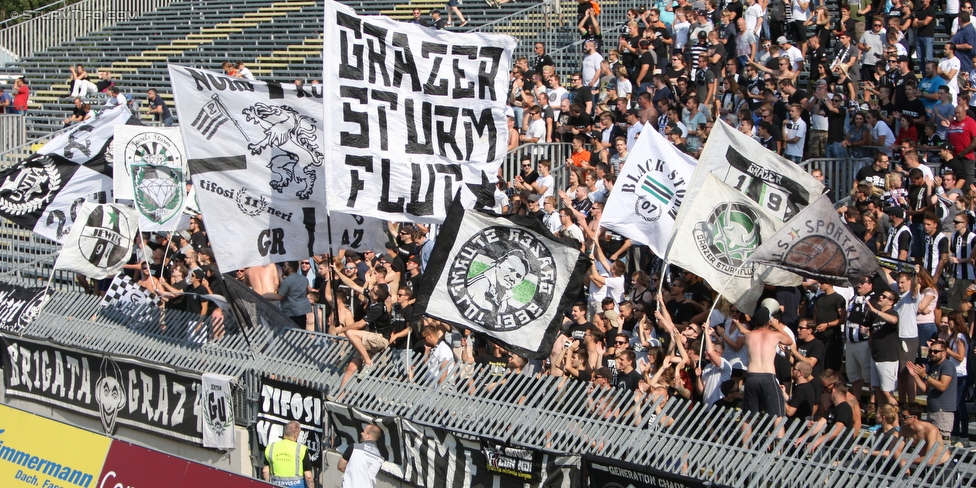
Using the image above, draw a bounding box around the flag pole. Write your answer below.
[323,211,341,334]
[699,256,758,369]
[31,247,64,332]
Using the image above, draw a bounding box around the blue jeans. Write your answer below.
[955,375,970,437]
[826,142,847,159]
[916,36,934,66]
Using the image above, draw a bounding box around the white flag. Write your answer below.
[168,65,388,270]
[201,372,236,449]
[601,125,697,256]
[322,0,517,223]
[668,174,800,312]
[113,126,187,232]
[56,203,139,279]
[692,122,825,223]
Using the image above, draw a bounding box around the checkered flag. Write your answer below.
[100,274,162,310]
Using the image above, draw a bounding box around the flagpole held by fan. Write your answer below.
[699,255,759,370]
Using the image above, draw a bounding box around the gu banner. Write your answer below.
[749,195,881,286]
[692,122,824,223]
[55,203,140,279]
[322,0,517,223]
[168,65,387,271]
[201,373,235,449]
[258,377,326,463]
[667,174,800,312]
[0,282,49,332]
[414,201,589,359]
[113,126,187,232]
[2,336,205,443]
[601,125,696,256]
[0,105,135,242]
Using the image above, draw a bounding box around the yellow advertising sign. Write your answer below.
[0,405,110,488]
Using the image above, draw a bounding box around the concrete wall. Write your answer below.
[5,396,253,476]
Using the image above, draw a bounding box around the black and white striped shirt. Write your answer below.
[922,232,948,279]
[950,230,976,280]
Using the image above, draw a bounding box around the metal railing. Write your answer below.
[0,0,175,59]
[0,123,69,168]
[0,114,26,153]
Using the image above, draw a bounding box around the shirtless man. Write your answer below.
[244,263,280,296]
[734,307,794,416]
[899,401,952,480]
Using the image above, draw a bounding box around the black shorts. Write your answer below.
[790,21,808,43]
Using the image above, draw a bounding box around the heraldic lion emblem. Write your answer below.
[242,102,324,200]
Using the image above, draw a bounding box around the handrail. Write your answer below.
[0,123,70,168]
[468,0,553,33]
[0,0,175,59]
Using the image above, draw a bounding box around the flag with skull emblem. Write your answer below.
[414,200,590,358]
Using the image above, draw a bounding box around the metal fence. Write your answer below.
[0,0,175,59]
[0,113,25,153]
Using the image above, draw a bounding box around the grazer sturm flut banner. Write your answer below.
[168,65,387,271]
[0,105,134,242]
[113,126,187,232]
[55,203,140,279]
[2,336,205,443]
[582,455,731,488]
[322,0,517,223]
[601,124,697,256]
[0,282,49,332]
[414,200,590,359]
[692,122,825,223]
[748,194,882,287]
[667,174,800,312]
[257,377,326,463]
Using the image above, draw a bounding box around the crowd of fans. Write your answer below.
[46,0,976,472]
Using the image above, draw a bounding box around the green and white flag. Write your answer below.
[113,126,187,232]
[667,174,801,312]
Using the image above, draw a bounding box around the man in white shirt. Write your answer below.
[582,40,604,92]
[868,109,895,156]
[783,103,807,163]
[625,109,643,150]
[744,0,764,37]
[777,36,804,72]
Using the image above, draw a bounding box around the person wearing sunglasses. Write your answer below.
[907,339,957,438]
[865,290,901,409]
[898,401,953,477]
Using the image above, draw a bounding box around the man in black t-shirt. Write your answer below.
[854,152,890,190]
[806,382,854,451]
[784,361,816,421]
[615,350,641,391]
[792,319,827,379]
[340,285,392,389]
[812,283,847,372]
[475,341,511,376]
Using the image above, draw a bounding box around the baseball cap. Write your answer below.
[191,269,206,280]
[407,254,421,266]
[815,79,827,86]
[384,241,398,250]
[527,193,541,202]
[885,206,906,219]
[626,108,640,117]
[776,36,789,45]
[897,55,910,63]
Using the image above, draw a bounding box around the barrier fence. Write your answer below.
[0,113,25,153]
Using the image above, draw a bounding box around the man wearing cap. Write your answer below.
[884,207,913,261]
[777,37,804,73]
[733,307,793,416]
[890,55,914,106]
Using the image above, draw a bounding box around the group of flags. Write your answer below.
[0,0,881,358]
[602,122,881,313]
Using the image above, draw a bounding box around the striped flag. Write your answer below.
[190,95,232,140]
[601,125,697,256]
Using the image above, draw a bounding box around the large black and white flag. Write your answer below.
[0,283,50,332]
[415,201,589,358]
[169,65,387,271]
[55,203,139,279]
[113,126,187,232]
[601,125,696,256]
[692,122,825,223]
[0,105,135,242]
[748,195,881,286]
[322,0,517,223]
